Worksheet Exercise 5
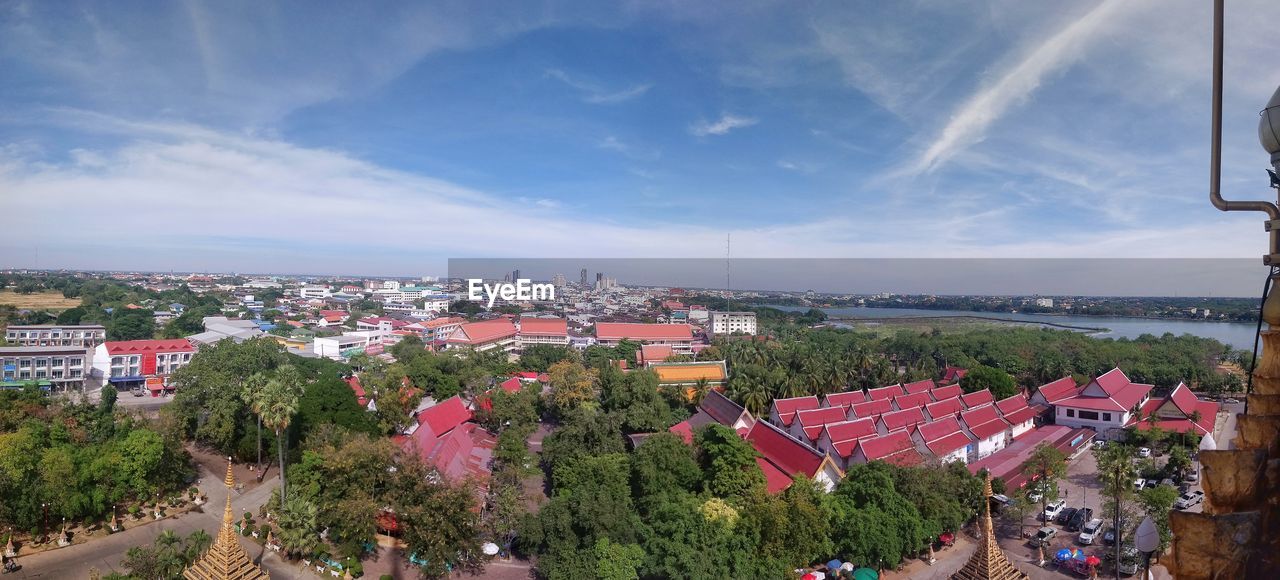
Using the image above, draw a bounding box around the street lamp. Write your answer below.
[1135,515,1160,580]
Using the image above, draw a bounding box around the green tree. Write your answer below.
[695,424,765,501]
[108,308,156,341]
[960,364,1018,399]
[593,538,645,580]
[259,366,302,501]
[1137,485,1179,551]
[275,494,319,558]
[1022,442,1067,522]
[392,455,483,578]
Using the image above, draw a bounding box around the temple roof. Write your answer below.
[950,475,1028,580]
[183,460,270,580]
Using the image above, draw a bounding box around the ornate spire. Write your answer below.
[950,474,1028,580]
[183,458,270,580]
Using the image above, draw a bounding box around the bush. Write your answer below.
[381,575,394,580]
[244,512,253,522]
[243,524,255,537]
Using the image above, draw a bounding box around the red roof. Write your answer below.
[967,419,1009,441]
[1036,376,1080,403]
[825,390,868,407]
[1132,393,1218,436]
[961,389,994,408]
[893,392,933,410]
[930,384,963,401]
[1002,406,1039,427]
[961,404,1002,429]
[498,377,522,394]
[595,323,693,341]
[917,415,965,442]
[746,421,826,480]
[345,376,368,407]
[448,319,517,345]
[903,379,935,394]
[410,423,496,484]
[520,317,568,336]
[669,420,694,444]
[995,394,1029,415]
[755,456,795,494]
[639,344,674,363]
[925,396,966,420]
[858,430,924,465]
[794,406,850,440]
[924,429,974,458]
[878,407,926,432]
[105,338,195,355]
[942,366,968,383]
[771,396,821,426]
[417,396,472,436]
[849,398,893,420]
[1058,368,1151,413]
[1094,368,1131,396]
[821,418,878,448]
[1166,382,1200,416]
[868,384,905,401]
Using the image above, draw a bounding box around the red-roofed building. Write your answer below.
[669,421,695,444]
[636,344,674,366]
[995,394,1037,439]
[594,323,694,353]
[356,316,412,331]
[1053,368,1153,441]
[868,384,905,401]
[848,398,894,420]
[403,422,496,495]
[406,317,466,344]
[924,396,966,421]
[876,407,927,436]
[930,384,964,401]
[816,418,879,468]
[93,339,197,391]
[755,456,796,494]
[941,366,968,384]
[410,396,472,437]
[961,389,994,408]
[791,406,850,442]
[912,416,975,464]
[1131,382,1219,436]
[903,379,935,394]
[825,390,868,408]
[893,392,933,411]
[849,430,925,467]
[1030,376,1081,406]
[519,317,569,347]
[769,396,821,427]
[745,421,843,493]
[960,404,1011,460]
[345,376,369,407]
[967,425,1095,489]
[446,319,518,352]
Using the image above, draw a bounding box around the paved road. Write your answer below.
[8,467,320,580]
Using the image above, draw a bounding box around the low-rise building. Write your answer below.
[710,311,757,335]
[745,420,844,493]
[960,404,1011,461]
[594,323,694,353]
[518,317,569,347]
[995,394,1038,439]
[92,339,197,393]
[1052,368,1151,441]
[848,430,925,467]
[1132,382,1219,437]
[912,416,974,464]
[5,325,106,348]
[816,418,879,468]
[769,395,821,427]
[446,319,519,352]
[0,346,89,390]
[313,332,381,360]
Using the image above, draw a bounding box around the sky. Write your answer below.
[2,0,1280,284]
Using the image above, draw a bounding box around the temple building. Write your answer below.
[183,460,270,580]
[950,475,1028,580]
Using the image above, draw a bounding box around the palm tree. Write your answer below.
[275,495,319,558]
[691,378,711,406]
[260,367,302,501]
[241,373,269,469]
[184,529,212,562]
[154,530,184,578]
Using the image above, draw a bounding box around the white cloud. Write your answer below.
[689,113,758,137]
[544,69,652,104]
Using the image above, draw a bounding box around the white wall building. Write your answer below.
[710,311,757,335]
[5,325,106,348]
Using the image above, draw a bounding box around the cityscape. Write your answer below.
[3,1,1280,580]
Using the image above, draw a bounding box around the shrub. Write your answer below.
[243,524,255,537]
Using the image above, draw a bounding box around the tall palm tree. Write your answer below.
[241,373,269,469]
[259,367,302,501]
[691,377,711,406]
[276,495,319,558]
[184,529,212,562]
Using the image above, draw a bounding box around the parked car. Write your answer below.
[132,387,145,397]
[1117,546,1140,575]
[1033,526,1057,547]
[1160,478,1175,488]
[1042,500,1066,521]
[1078,519,1104,544]
[1067,507,1093,532]
[1138,447,1152,458]
[1175,491,1205,510]
[1132,478,1145,492]
[1057,507,1079,525]
[1186,468,1200,484]
[1093,440,1106,449]
[1224,398,1240,404]
[1102,527,1118,545]
[1144,479,1158,490]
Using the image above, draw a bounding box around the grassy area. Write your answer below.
[829,316,1044,338]
[0,289,82,311]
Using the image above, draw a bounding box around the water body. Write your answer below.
[770,305,1262,351]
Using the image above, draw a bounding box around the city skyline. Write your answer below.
[2,1,1279,277]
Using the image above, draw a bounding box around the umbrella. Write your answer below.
[1085,555,1101,567]
[939,532,955,543]
[1074,550,1087,561]
[852,569,878,580]
[840,563,855,571]
[801,574,818,580]
[1056,549,1073,561]
[827,560,842,571]
[481,542,500,556]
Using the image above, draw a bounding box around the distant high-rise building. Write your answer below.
[579,269,588,287]
[553,273,567,287]
[512,269,521,281]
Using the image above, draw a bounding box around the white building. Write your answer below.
[0,346,89,390]
[710,311,757,335]
[299,286,332,299]
[1052,367,1152,441]
[313,332,383,360]
[5,325,106,348]
[1035,298,1054,308]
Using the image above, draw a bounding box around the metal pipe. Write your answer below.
[1208,0,1279,220]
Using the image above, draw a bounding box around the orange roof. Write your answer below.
[595,323,693,341]
[519,317,567,336]
[652,363,726,384]
[105,339,195,355]
[448,319,517,345]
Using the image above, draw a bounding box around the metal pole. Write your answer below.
[1143,551,1153,580]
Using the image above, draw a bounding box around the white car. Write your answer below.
[1138,447,1152,458]
[1186,469,1200,484]
[1078,519,1104,545]
[1042,500,1066,521]
[1034,526,1057,547]
[1175,491,1205,510]
[1132,478,1145,492]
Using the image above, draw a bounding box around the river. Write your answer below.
[769,305,1262,351]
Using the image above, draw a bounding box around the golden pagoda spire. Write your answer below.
[950,474,1029,580]
[183,457,270,580]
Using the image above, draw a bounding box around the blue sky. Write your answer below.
[1,0,1278,277]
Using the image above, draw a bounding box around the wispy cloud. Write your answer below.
[689,113,758,137]
[903,0,1127,175]
[544,68,652,104]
